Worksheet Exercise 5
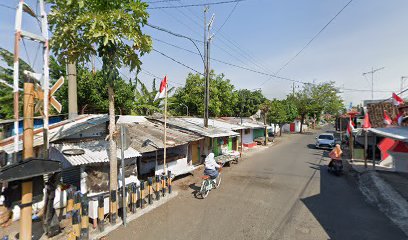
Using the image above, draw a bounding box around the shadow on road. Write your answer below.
[301,162,407,239]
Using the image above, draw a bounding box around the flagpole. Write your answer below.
[163,76,168,175]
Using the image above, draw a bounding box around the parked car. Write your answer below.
[315,133,335,149]
[254,132,275,145]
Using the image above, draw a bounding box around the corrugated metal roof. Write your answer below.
[150,117,240,138]
[51,140,141,167]
[127,121,203,153]
[218,117,265,129]
[1,114,108,154]
[368,127,408,142]
[117,115,148,124]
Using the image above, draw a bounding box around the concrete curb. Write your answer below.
[90,191,179,240]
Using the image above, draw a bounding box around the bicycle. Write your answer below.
[199,164,223,199]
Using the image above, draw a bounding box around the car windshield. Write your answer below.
[318,135,334,140]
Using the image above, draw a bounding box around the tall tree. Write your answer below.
[267,98,298,136]
[234,89,266,117]
[170,71,237,117]
[48,0,152,217]
[133,78,174,115]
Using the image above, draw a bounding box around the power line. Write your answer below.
[214,1,239,35]
[152,37,398,93]
[0,3,14,10]
[259,0,354,87]
[147,0,248,9]
[152,48,203,75]
[146,0,182,3]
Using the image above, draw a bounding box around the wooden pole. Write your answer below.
[240,129,243,157]
[20,73,35,240]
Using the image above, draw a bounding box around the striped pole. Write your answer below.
[167,171,172,194]
[131,183,137,213]
[140,181,145,209]
[110,190,117,224]
[80,195,89,240]
[161,174,166,197]
[147,177,153,205]
[66,188,74,218]
[74,191,82,215]
[71,210,80,240]
[155,175,160,201]
[97,196,104,232]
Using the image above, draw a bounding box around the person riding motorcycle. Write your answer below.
[328,144,343,168]
[204,153,221,179]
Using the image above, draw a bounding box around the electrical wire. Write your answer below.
[214,1,239,35]
[152,37,397,93]
[147,0,248,9]
[152,48,203,75]
[259,0,354,87]
[0,3,14,10]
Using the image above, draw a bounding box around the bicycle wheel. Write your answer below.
[200,180,210,199]
[215,174,222,188]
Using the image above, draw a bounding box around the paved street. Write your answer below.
[108,128,406,240]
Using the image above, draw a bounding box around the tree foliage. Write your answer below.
[170,71,238,117]
[133,78,174,115]
[0,47,34,119]
[233,89,266,117]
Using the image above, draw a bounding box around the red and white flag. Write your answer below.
[154,76,168,101]
[395,112,404,126]
[362,113,372,129]
[392,93,404,106]
[347,117,355,136]
[383,110,392,125]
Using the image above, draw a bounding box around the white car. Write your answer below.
[315,133,335,149]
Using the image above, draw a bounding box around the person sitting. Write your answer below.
[328,144,343,168]
[204,153,221,179]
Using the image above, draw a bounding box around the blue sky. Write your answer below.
[1,0,408,105]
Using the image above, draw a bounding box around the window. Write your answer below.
[244,129,250,134]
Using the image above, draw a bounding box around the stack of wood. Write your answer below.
[367,102,408,128]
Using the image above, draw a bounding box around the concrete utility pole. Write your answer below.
[362,67,384,100]
[67,62,78,119]
[204,7,214,128]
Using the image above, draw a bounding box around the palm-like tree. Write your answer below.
[133,78,174,115]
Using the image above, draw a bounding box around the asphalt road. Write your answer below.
[108,128,407,240]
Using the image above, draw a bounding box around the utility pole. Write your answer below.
[204,8,214,128]
[362,67,384,100]
[203,6,208,127]
[292,82,295,95]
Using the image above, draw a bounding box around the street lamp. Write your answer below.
[180,103,189,116]
[401,76,408,93]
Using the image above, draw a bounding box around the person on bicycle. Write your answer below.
[204,153,221,179]
[328,144,342,168]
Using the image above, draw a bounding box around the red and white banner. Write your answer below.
[347,117,355,136]
[154,76,168,101]
[383,110,392,125]
[362,113,372,129]
[396,112,403,126]
[392,92,404,106]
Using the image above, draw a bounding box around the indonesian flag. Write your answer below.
[392,93,404,106]
[347,117,355,136]
[362,113,372,129]
[395,112,404,126]
[383,110,392,125]
[154,76,168,101]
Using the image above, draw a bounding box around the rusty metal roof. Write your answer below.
[149,117,240,138]
[127,121,203,153]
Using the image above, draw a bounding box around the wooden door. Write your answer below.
[191,141,200,165]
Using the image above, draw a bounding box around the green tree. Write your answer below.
[267,98,298,136]
[290,82,343,132]
[170,71,237,117]
[133,78,174,115]
[48,0,152,200]
[233,89,266,117]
